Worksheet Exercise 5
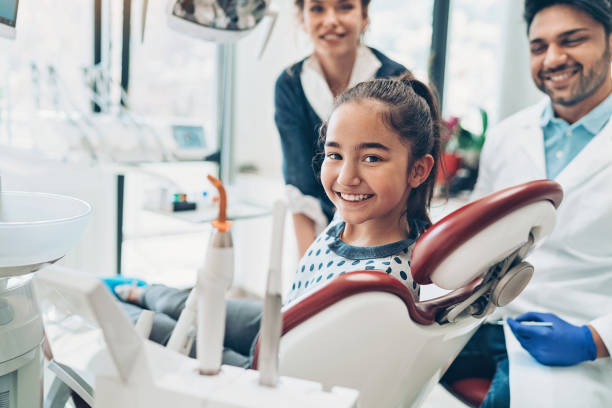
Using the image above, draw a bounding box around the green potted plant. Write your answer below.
[439,108,488,195]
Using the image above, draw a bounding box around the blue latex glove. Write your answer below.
[507,312,597,366]
[102,276,147,299]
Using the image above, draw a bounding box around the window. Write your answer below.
[443,0,504,126]
[121,0,217,121]
[0,0,93,148]
[368,0,434,81]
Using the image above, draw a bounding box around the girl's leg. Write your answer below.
[139,284,192,321]
[224,299,263,356]
[119,301,179,348]
[185,298,263,367]
[125,291,263,368]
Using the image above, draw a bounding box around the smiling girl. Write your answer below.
[285,72,440,303]
[276,0,409,257]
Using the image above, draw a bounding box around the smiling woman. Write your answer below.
[275,0,409,257]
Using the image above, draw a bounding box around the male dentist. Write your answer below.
[442,1,612,407]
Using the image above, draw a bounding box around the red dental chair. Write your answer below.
[252,180,563,408]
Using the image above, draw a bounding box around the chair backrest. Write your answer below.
[252,180,563,408]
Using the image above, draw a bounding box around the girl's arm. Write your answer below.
[292,213,317,258]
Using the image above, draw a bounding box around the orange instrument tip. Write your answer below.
[207,175,231,232]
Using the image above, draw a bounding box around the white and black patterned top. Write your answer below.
[284,219,426,305]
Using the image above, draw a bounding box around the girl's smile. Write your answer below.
[335,192,374,202]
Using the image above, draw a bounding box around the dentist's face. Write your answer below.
[300,0,368,59]
[528,5,612,109]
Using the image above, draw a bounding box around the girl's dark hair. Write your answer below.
[524,0,612,34]
[295,0,371,10]
[318,72,441,228]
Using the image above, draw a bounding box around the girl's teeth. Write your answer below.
[340,193,371,201]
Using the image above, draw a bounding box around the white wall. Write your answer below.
[496,0,543,121]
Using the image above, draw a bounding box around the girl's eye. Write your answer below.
[309,5,323,12]
[339,4,354,11]
[326,152,342,160]
[364,155,382,163]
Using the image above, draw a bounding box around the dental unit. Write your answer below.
[33,176,359,408]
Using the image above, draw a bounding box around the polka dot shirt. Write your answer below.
[285,219,425,305]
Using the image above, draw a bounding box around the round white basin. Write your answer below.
[0,191,92,277]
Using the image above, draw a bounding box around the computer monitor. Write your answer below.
[0,0,19,39]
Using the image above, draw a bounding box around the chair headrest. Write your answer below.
[411,180,563,288]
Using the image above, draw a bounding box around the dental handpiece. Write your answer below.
[197,175,234,375]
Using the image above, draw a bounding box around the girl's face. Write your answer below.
[321,100,432,229]
[300,0,367,59]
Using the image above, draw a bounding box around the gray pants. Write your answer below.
[120,284,262,368]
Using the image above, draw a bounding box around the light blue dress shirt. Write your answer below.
[541,92,612,179]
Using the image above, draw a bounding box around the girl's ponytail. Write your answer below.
[399,74,442,227]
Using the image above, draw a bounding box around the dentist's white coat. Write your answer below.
[472,100,612,407]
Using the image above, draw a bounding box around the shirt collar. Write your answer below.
[325,219,424,260]
[540,91,612,135]
[301,45,382,121]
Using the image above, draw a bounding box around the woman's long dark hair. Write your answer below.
[318,73,441,227]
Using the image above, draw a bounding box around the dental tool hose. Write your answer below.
[258,200,287,387]
[197,175,234,375]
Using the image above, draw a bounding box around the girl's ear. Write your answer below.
[408,154,435,188]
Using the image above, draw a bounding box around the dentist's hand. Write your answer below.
[507,312,597,366]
